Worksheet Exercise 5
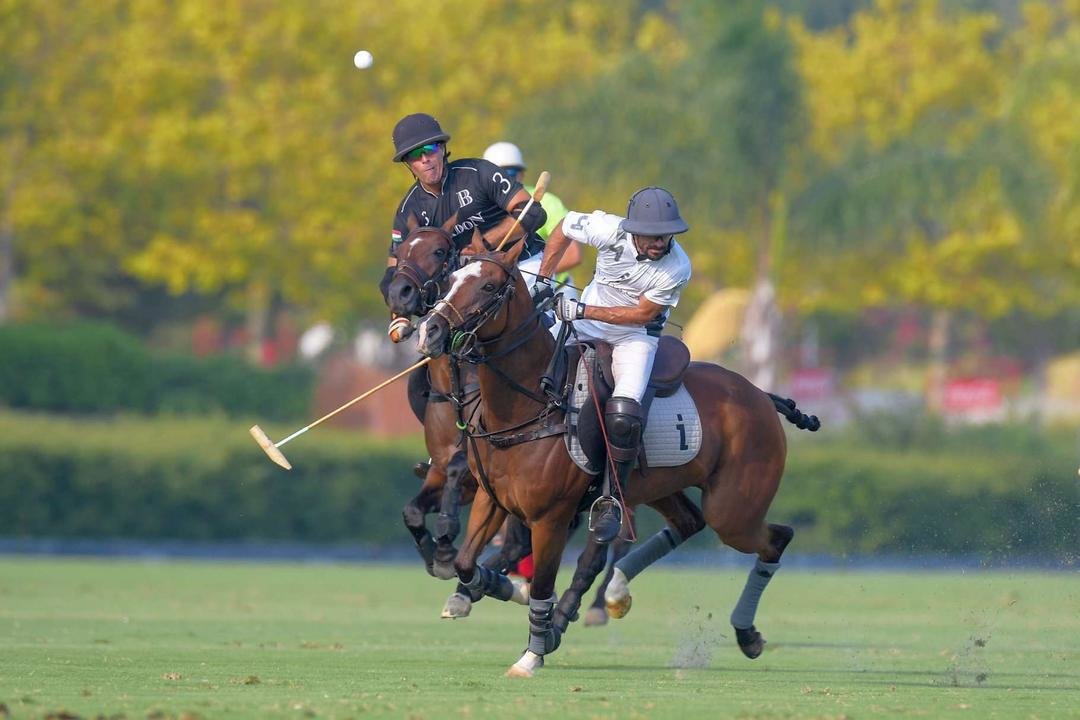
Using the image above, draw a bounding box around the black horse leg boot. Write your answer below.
[592,396,643,544]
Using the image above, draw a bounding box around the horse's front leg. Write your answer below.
[448,490,513,612]
[431,450,469,580]
[401,468,444,577]
[443,515,532,618]
[507,516,573,678]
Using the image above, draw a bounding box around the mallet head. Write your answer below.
[249,425,292,470]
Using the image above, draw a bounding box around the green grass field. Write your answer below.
[0,558,1077,719]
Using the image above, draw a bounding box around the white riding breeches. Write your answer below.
[570,320,657,402]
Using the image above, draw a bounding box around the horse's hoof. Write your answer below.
[441,592,472,619]
[432,561,457,581]
[583,607,608,627]
[734,625,765,659]
[603,568,631,619]
[606,594,632,619]
[510,576,530,605]
[505,650,543,678]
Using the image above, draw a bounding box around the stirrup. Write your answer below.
[413,460,432,479]
[588,495,623,543]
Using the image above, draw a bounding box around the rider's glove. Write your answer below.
[530,275,554,308]
[554,294,587,322]
[388,315,415,343]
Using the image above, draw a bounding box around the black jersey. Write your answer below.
[390,158,545,259]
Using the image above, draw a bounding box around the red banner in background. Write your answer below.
[790,367,835,402]
[942,378,1003,415]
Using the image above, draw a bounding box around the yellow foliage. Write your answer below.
[789,0,1002,161]
[682,288,751,362]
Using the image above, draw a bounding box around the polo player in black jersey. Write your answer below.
[380,113,547,340]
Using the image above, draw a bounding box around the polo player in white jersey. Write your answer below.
[535,187,692,543]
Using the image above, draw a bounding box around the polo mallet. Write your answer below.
[250,356,431,470]
[495,171,550,251]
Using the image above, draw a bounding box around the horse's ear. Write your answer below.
[405,213,419,232]
[441,212,459,234]
[501,237,526,265]
[461,226,488,257]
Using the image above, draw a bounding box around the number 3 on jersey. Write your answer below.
[491,171,512,195]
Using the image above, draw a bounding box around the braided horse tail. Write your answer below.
[766,393,821,432]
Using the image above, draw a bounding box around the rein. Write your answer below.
[392,226,458,312]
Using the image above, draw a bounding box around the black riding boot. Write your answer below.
[592,396,642,544]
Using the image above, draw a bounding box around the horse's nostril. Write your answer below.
[401,285,413,297]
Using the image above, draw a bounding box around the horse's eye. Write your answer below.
[482,282,496,293]
[434,249,446,258]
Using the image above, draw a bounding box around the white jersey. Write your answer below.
[561,210,691,318]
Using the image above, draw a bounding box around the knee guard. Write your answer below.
[604,396,643,462]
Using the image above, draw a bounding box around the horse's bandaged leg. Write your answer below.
[614,526,684,582]
[527,595,562,655]
[730,559,780,629]
[461,565,514,602]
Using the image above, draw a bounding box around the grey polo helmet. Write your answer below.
[392,113,451,161]
[621,186,689,236]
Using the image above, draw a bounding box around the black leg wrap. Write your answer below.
[461,565,514,602]
[528,596,562,655]
[402,505,436,574]
[434,512,460,544]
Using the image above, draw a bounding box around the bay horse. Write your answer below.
[386,216,534,614]
[415,240,818,677]
[387,217,634,626]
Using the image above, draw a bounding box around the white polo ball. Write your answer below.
[353,50,374,70]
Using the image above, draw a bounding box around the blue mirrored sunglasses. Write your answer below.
[403,143,441,162]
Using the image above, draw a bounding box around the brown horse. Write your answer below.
[386,217,535,613]
[387,219,634,626]
[415,241,816,677]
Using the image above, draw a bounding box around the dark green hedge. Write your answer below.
[0,411,1075,559]
[0,412,424,543]
[0,322,312,421]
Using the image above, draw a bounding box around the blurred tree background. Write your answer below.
[0,0,1076,553]
[4,0,1075,375]
[1,0,1077,408]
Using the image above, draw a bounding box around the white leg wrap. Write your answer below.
[506,650,544,678]
[604,567,629,606]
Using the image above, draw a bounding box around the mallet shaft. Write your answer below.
[275,356,431,448]
[495,171,550,252]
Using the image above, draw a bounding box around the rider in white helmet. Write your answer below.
[482,142,581,298]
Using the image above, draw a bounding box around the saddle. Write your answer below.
[555,335,692,475]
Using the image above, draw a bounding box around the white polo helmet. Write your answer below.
[483,141,525,169]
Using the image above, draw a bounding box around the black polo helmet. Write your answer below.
[391,113,451,162]
[621,186,689,236]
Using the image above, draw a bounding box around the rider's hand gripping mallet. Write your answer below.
[495,171,549,252]
[250,356,431,470]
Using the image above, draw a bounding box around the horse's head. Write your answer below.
[415,239,526,359]
[386,213,459,317]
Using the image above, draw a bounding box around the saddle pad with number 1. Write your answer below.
[565,346,702,474]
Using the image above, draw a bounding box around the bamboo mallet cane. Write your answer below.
[495,171,550,252]
[250,356,431,470]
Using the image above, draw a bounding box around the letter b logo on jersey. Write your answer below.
[456,189,474,208]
